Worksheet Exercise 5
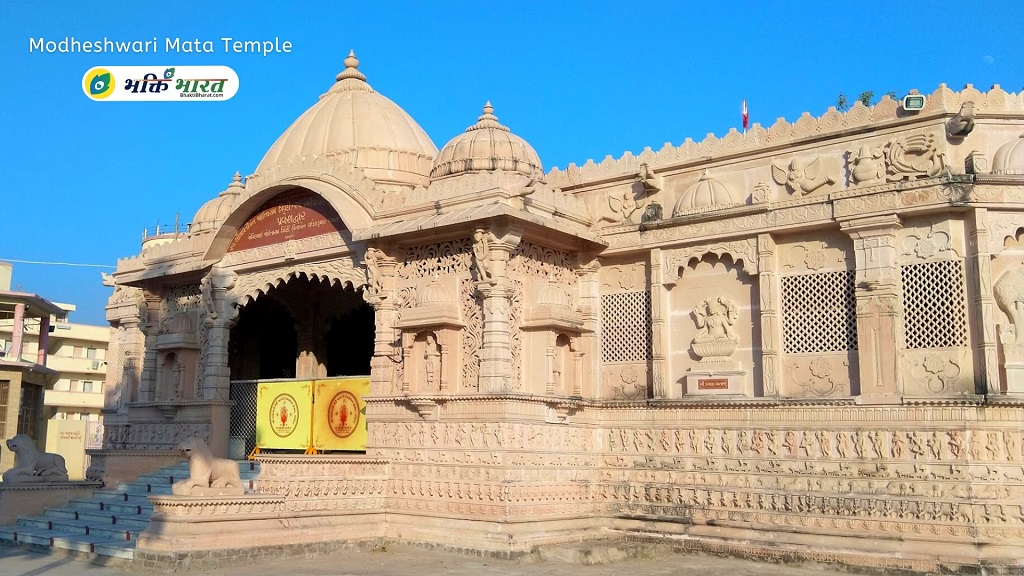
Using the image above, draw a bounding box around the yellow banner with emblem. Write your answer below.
[312,377,370,451]
[256,381,313,450]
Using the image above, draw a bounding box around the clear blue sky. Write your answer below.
[1,0,1021,325]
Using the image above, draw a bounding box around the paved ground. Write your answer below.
[0,543,860,576]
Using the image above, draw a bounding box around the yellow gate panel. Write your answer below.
[255,381,313,450]
[312,377,369,451]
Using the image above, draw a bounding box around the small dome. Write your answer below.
[430,102,543,180]
[190,172,244,235]
[256,51,438,186]
[418,277,453,306]
[992,133,1024,175]
[672,171,740,215]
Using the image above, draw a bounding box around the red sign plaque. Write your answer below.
[697,378,729,390]
[227,189,345,252]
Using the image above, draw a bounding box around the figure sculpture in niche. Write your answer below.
[363,247,384,299]
[424,333,440,390]
[2,434,69,483]
[170,438,244,496]
[472,229,492,283]
[691,297,740,361]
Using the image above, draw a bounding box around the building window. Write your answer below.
[901,259,967,349]
[781,270,858,354]
[18,383,43,439]
[83,381,95,393]
[601,291,652,363]
[0,380,9,432]
[86,347,97,360]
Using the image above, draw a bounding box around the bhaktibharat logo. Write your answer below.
[83,67,115,99]
[82,65,238,101]
[268,393,299,438]
[327,390,360,439]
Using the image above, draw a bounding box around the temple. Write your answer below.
[93,52,1024,571]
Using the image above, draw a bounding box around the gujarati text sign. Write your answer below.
[256,381,313,450]
[312,378,370,451]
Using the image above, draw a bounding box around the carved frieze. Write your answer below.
[771,156,838,196]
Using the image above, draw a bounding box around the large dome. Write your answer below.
[256,51,438,186]
[430,102,543,180]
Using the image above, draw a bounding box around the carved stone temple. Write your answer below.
[95,53,1024,571]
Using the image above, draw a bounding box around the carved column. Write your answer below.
[578,256,600,398]
[757,234,782,397]
[104,287,145,414]
[841,215,903,403]
[968,208,1001,394]
[202,268,238,403]
[476,227,522,394]
[139,292,162,402]
[650,249,669,398]
[365,248,398,397]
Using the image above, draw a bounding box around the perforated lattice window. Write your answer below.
[601,291,652,363]
[229,381,258,456]
[781,270,858,354]
[901,260,967,349]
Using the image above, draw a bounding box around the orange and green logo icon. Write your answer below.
[84,68,115,99]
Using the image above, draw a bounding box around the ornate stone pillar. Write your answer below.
[650,249,668,398]
[363,246,399,397]
[968,208,1001,395]
[757,234,782,397]
[476,226,522,394]
[201,268,238,403]
[139,291,161,402]
[841,215,903,403]
[578,255,600,398]
[545,333,556,395]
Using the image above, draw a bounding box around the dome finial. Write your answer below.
[336,49,367,83]
[468,100,508,132]
[223,171,244,195]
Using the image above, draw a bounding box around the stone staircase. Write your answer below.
[0,460,260,561]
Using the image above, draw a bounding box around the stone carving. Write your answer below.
[947,101,975,138]
[472,229,493,283]
[691,298,739,362]
[2,434,69,483]
[509,242,578,285]
[424,332,440,390]
[771,157,836,195]
[397,239,472,280]
[603,187,646,224]
[362,247,385,299]
[994,267,1024,345]
[460,279,483,388]
[171,438,245,496]
[885,133,946,181]
[849,145,886,185]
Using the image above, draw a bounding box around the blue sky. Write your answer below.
[1,0,1021,325]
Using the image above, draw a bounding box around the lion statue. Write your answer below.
[171,438,244,496]
[2,434,69,483]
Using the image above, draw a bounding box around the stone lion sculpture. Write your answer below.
[2,434,69,483]
[171,438,244,496]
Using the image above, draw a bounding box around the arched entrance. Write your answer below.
[227,274,374,456]
[229,275,374,379]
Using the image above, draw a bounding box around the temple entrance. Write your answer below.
[229,275,375,380]
[227,274,374,457]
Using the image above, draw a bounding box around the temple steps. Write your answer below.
[0,459,260,561]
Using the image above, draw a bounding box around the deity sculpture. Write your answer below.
[472,229,493,283]
[424,333,440,390]
[691,297,740,362]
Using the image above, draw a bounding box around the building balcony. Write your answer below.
[44,389,105,410]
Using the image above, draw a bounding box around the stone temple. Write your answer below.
[91,53,1024,571]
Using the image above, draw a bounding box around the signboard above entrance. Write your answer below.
[227,189,345,252]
